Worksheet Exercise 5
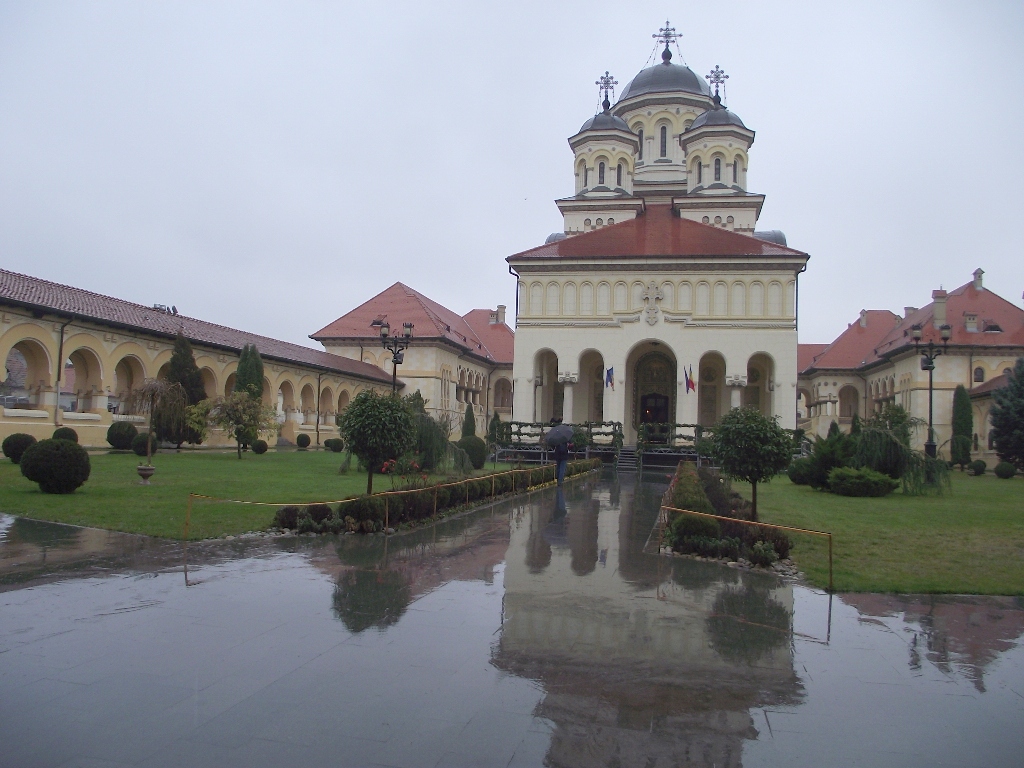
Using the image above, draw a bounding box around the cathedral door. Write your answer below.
[633,352,675,443]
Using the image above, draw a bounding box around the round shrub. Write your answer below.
[994,462,1017,480]
[456,435,487,469]
[132,433,158,457]
[20,438,91,494]
[306,503,334,524]
[296,433,311,449]
[787,458,813,485]
[252,439,268,454]
[969,459,987,476]
[748,540,779,567]
[2,433,37,464]
[275,505,300,529]
[52,426,79,443]
[324,438,345,453]
[669,512,720,542]
[106,421,138,450]
[827,466,900,497]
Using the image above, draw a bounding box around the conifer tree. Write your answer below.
[990,357,1024,469]
[234,344,264,400]
[461,403,476,438]
[165,333,206,405]
[950,384,973,469]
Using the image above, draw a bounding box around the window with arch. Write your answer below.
[714,157,721,181]
[616,162,623,186]
[695,160,702,184]
[598,162,605,185]
[583,165,589,187]
[659,126,667,157]
[974,367,985,383]
[733,157,740,183]
[637,129,644,160]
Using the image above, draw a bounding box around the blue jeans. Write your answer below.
[556,460,567,485]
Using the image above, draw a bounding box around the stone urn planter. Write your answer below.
[137,464,156,485]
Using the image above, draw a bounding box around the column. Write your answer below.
[561,383,574,424]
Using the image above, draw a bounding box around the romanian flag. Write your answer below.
[686,365,696,393]
[605,367,614,390]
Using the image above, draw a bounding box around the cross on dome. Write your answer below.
[706,65,729,96]
[652,20,681,62]
[595,71,618,111]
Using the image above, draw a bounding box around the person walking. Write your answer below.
[546,417,573,486]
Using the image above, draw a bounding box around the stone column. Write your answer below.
[561,382,574,424]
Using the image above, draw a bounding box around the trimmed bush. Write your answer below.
[457,435,487,469]
[749,540,779,567]
[324,438,345,453]
[306,503,334,524]
[2,433,37,464]
[296,433,311,449]
[994,462,1017,480]
[131,433,158,457]
[827,466,900,497]
[668,463,716,515]
[969,459,987,476]
[52,426,79,443]
[744,526,793,560]
[275,505,300,529]
[668,512,720,543]
[787,458,813,486]
[675,535,741,561]
[20,438,91,494]
[252,439,269,454]
[106,421,138,450]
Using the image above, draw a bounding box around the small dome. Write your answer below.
[688,102,747,131]
[619,54,711,101]
[578,111,630,133]
[545,232,568,244]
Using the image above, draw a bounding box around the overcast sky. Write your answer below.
[1,1,1022,348]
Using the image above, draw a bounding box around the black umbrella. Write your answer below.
[544,424,574,447]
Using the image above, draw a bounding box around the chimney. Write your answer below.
[932,289,947,329]
[973,268,984,290]
[904,306,918,317]
[859,309,868,328]
[495,305,506,325]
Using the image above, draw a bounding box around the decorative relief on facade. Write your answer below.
[642,280,663,325]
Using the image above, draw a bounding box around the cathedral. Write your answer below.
[509,23,809,445]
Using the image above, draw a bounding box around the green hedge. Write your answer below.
[106,421,138,450]
[827,466,900,497]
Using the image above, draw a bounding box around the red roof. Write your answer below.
[871,281,1024,363]
[0,269,394,384]
[462,309,514,365]
[797,344,829,373]
[508,204,808,261]
[800,311,901,372]
[310,283,513,365]
[970,373,1009,398]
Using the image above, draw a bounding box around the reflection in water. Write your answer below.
[707,584,792,664]
[332,569,411,633]
[843,593,1024,692]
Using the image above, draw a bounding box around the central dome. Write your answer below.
[618,59,712,101]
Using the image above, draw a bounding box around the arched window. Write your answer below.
[637,129,644,160]
[733,159,739,183]
[598,162,605,185]
[714,157,721,181]
[616,162,623,186]
[659,126,667,157]
[583,166,589,187]
[974,367,985,383]
[695,161,702,184]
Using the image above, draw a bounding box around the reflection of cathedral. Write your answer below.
[509,22,809,445]
[494,479,802,766]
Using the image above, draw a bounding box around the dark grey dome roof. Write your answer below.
[619,60,712,101]
[545,232,568,244]
[578,111,630,133]
[688,103,747,130]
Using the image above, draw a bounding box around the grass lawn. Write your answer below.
[742,472,1024,595]
[0,450,519,540]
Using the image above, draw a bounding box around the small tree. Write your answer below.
[461,403,476,438]
[707,407,794,521]
[337,390,416,494]
[123,380,188,466]
[950,384,973,469]
[234,344,264,400]
[990,357,1024,469]
[208,391,280,459]
[155,333,208,446]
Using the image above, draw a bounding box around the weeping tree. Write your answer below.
[853,425,950,495]
[155,333,207,447]
[950,384,973,470]
[123,380,188,466]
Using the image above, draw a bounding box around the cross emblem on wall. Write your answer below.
[642,281,664,326]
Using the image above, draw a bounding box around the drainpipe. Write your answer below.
[508,265,520,326]
[53,316,73,426]
[315,372,322,446]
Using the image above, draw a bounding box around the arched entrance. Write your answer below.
[625,343,676,444]
[533,350,560,423]
[576,350,605,423]
[744,353,774,416]
[698,352,726,427]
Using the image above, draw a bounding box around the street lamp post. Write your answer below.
[379,321,414,394]
[911,323,952,458]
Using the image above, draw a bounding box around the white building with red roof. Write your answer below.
[798,268,1024,459]
[311,282,513,431]
[508,28,809,444]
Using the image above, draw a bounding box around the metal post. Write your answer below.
[828,533,834,593]
[925,363,936,458]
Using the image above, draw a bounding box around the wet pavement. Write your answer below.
[1,472,1022,768]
